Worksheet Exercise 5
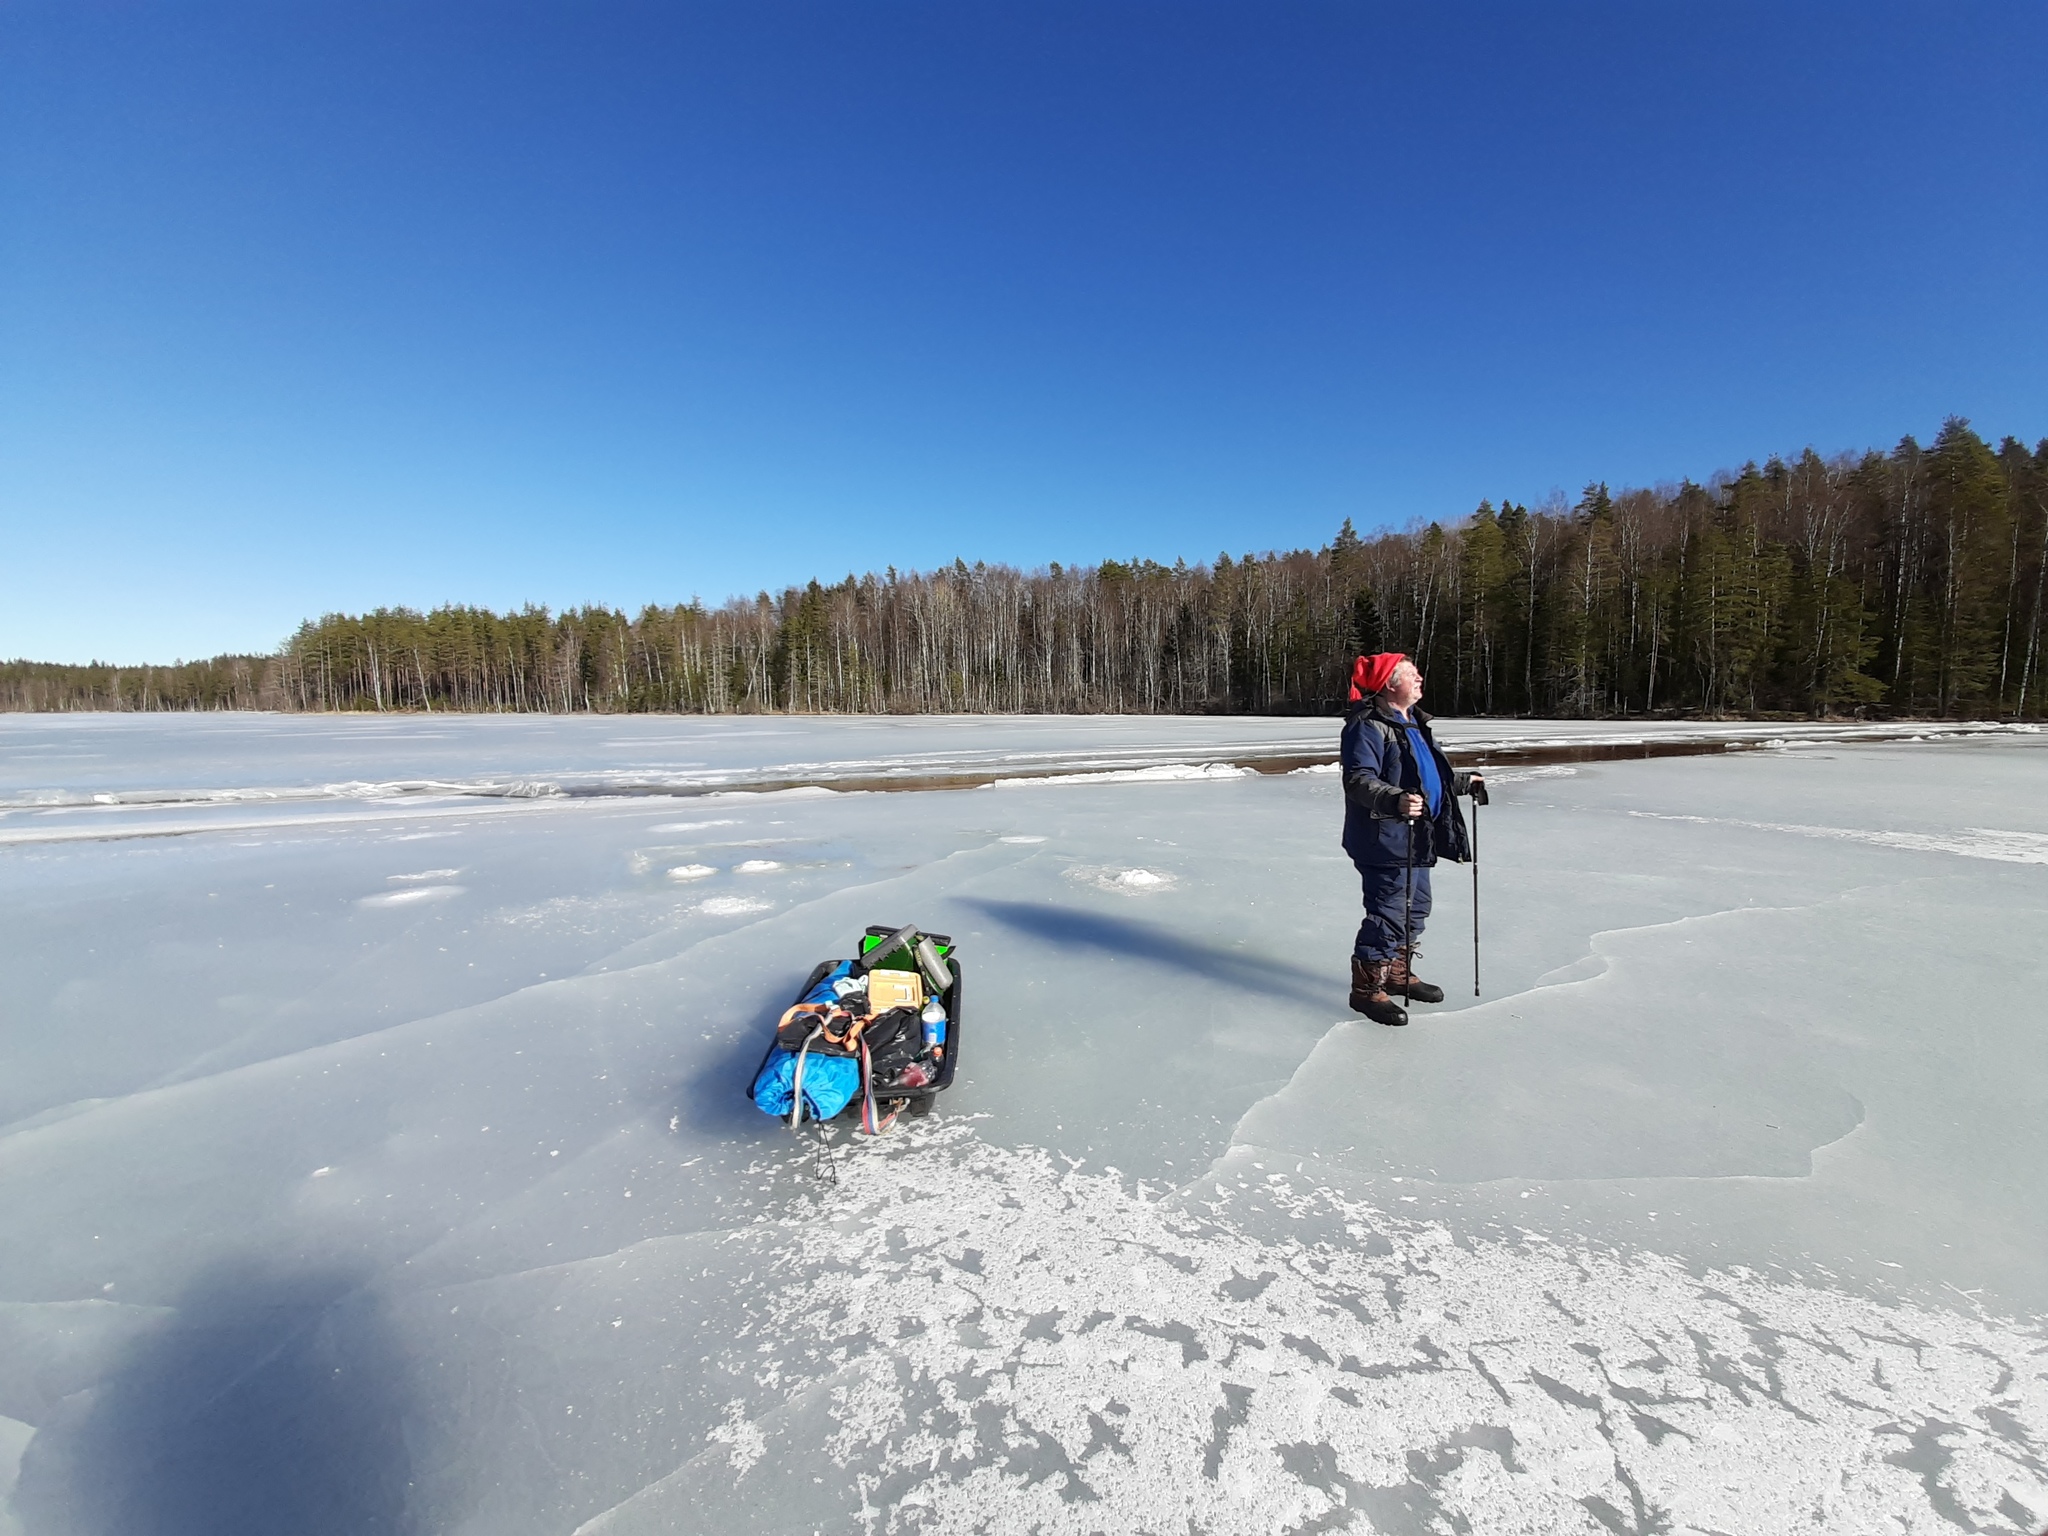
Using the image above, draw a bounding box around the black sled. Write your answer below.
[746,923,964,1127]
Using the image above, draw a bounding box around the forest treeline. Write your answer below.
[8,418,2046,720]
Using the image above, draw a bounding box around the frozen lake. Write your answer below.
[2,713,2044,1535]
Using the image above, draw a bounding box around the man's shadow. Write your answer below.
[14,1259,415,1536]
[955,897,1336,1009]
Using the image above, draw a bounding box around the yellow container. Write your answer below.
[865,968,925,1013]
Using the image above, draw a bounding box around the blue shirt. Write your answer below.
[1400,721,1443,816]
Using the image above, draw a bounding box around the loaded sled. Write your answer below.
[748,923,962,1136]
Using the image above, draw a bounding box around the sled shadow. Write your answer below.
[13,1259,416,1536]
[660,969,816,1139]
[957,897,1335,1009]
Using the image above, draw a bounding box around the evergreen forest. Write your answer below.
[8,419,2047,720]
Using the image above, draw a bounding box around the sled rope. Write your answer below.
[856,1039,898,1138]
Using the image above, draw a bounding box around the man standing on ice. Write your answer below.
[1340,653,1485,1026]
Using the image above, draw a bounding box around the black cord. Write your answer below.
[813,1118,839,1184]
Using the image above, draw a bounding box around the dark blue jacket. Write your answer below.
[1340,702,1474,867]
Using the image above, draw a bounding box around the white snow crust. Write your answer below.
[2,713,2044,1536]
[573,1126,2047,1536]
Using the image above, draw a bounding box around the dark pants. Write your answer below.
[1353,860,1431,963]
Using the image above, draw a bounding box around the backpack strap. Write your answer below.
[776,1001,873,1054]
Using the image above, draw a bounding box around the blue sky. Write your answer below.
[3,2,2043,664]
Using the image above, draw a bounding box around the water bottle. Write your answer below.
[914,936,954,992]
[920,999,948,1051]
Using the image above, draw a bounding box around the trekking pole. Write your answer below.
[1470,792,1481,996]
[1402,812,1416,986]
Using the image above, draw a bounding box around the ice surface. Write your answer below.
[1,714,2044,1534]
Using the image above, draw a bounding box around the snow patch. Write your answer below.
[995,762,1251,788]
[696,896,772,916]
[665,864,717,882]
[387,868,461,882]
[1067,865,1179,894]
[1481,764,1579,783]
[706,1401,768,1477]
[357,884,465,907]
[1630,812,2048,865]
[732,860,783,874]
[668,1126,2048,1536]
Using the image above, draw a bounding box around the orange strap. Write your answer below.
[778,1001,872,1052]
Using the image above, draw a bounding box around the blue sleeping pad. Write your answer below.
[751,961,860,1120]
[752,1048,860,1121]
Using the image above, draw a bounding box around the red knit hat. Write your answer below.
[1348,652,1407,701]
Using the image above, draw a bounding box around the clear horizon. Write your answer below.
[4,2,2044,665]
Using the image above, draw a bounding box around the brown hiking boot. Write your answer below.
[1348,958,1408,1027]
[1386,950,1445,1005]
